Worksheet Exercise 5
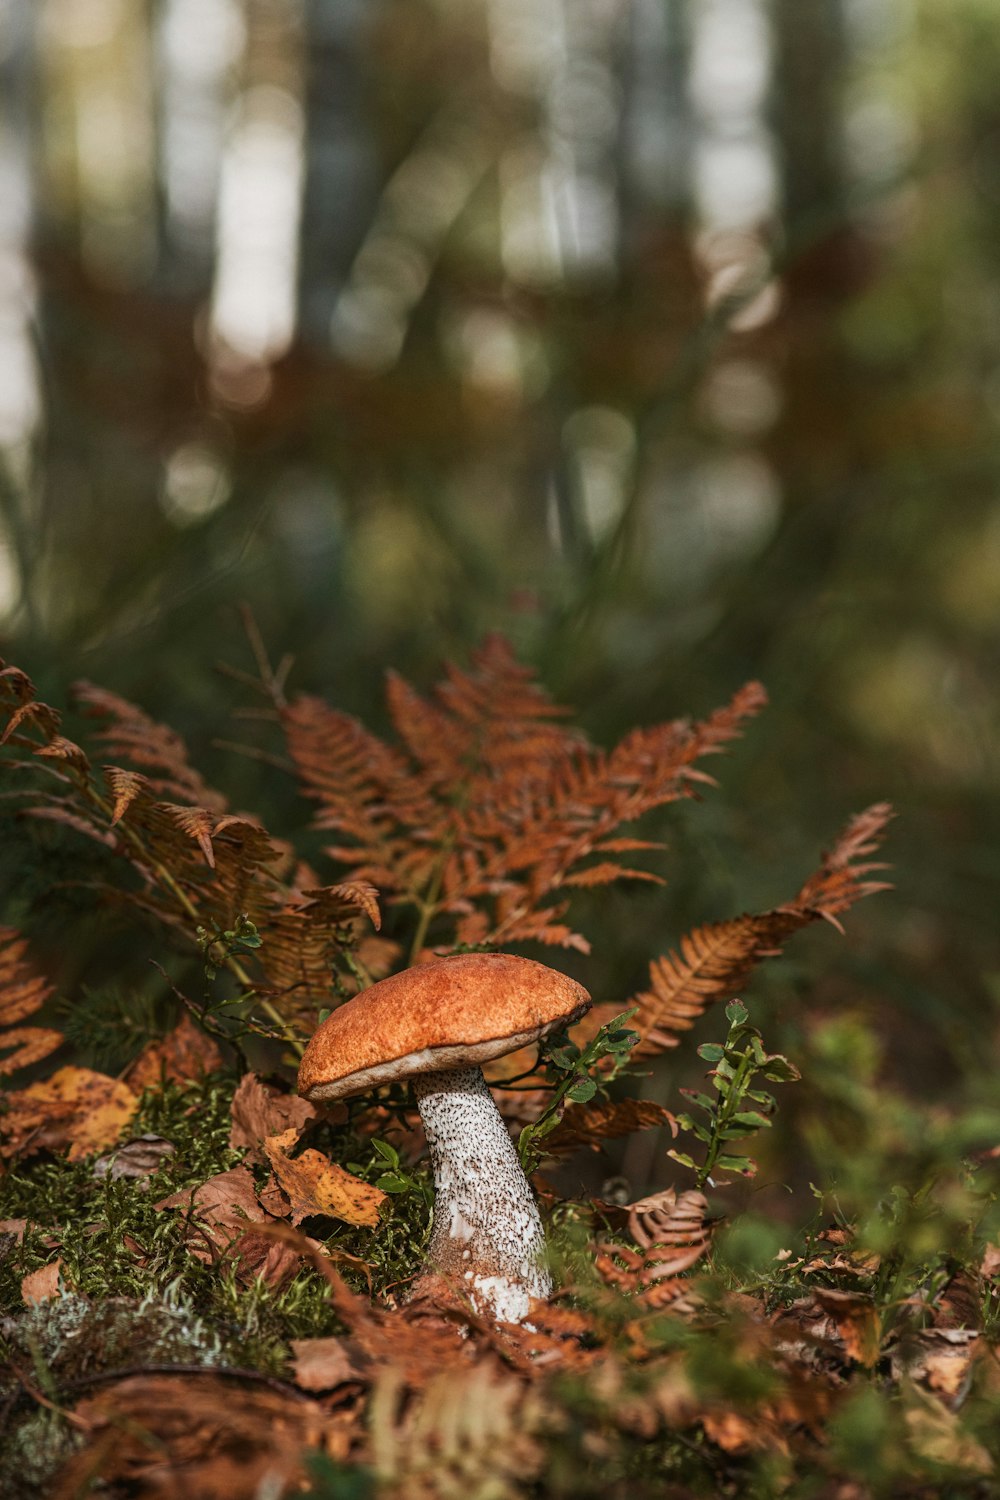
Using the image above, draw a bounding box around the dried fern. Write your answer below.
[0,927,62,1076]
[283,636,767,958]
[631,802,894,1054]
[0,660,379,1046]
[595,1187,712,1308]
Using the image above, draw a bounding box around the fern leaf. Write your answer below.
[561,862,664,888]
[0,1026,64,1076]
[544,1097,677,1156]
[631,803,894,1054]
[596,1187,712,1306]
[0,927,62,1077]
[105,766,150,825]
[1,667,378,1030]
[283,642,767,956]
[73,679,224,809]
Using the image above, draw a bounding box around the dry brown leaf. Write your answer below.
[154,1165,306,1288]
[155,1164,265,1246]
[22,1258,62,1304]
[544,1097,677,1156]
[126,1012,224,1092]
[891,1329,980,1406]
[0,1066,137,1162]
[264,1128,386,1227]
[701,1408,765,1454]
[903,1382,994,1476]
[629,803,894,1054]
[291,1335,368,1390]
[812,1288,882,1367]
[980,1243,1000,1280]
[0,1024,64,1076]
[229,1071,319,1163]
[52,1373,332,1500]
[93,1134,176,1182]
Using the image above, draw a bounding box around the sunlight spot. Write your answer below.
[210,83,305,363]
[160,442,232,527]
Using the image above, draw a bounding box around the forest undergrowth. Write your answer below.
[2,633,1000,1498]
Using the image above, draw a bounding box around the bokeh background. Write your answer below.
[1,0,999,1191]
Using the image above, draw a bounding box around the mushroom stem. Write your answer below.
[412,1066,552,1324]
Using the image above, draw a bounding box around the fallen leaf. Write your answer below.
[0,1066,137,1162]
[22,1258,61,1304]
[154,1166,302,1288]
[126,1012,224,1092]
[892,1329,980,1406]
[813,1288,882,1367]
[291,1336,367,1391]
[264,1129,386,1227]
[93,1134,176,1182]
[52,1373,333,1500]
[229,1072,320,1163]
[903,1381,994,1475]
[701,1408,763,1454]
[981,1243,1000,1280]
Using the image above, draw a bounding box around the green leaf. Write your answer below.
[697,1043,725,1062]
[731,1110,772,1129]
[717,1155,757,1176]
[376,1172,411,1193]
[679,1089,715,1113]
[567,1077,597,1103]
[745,1089,776,1108]
[725,999,748,1026]
[667,1149,697,1170]
[606,1030,639,1052]
[762,1056,801,1082]
[371,1139,399,1165]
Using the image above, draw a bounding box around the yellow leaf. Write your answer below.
[0,1066,137,1162]
[264,1130,386,1228]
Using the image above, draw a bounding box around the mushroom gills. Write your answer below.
[412,1066,552,1323]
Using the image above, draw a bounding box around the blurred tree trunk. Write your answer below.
[297,0,377,344]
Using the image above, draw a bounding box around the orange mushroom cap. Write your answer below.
[298,951,591,1103]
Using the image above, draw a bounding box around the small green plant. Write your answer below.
[669,1000,800,1189]
[517,1008,640,1173]
[196,912,263,982]
[366,1138,434,1207]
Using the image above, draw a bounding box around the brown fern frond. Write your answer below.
[544,1097,677,1157]
[73,680,225,809]
[1,666,378,1033]
[104,767,149,825]
[631,803,894,1054]
[595,1187,712,1307]
[0,927,62,1076]
[0,662,63,747]
[283,642,766,954]
[789,801,895,928]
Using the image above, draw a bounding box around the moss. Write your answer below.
[0,1409,81,1500]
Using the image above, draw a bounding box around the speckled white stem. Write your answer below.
[412,1066,552,1324]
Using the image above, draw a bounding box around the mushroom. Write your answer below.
[298,951,591,1324]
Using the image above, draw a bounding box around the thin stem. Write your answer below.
[407,832,455,966]
[697,1052,754,1190]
